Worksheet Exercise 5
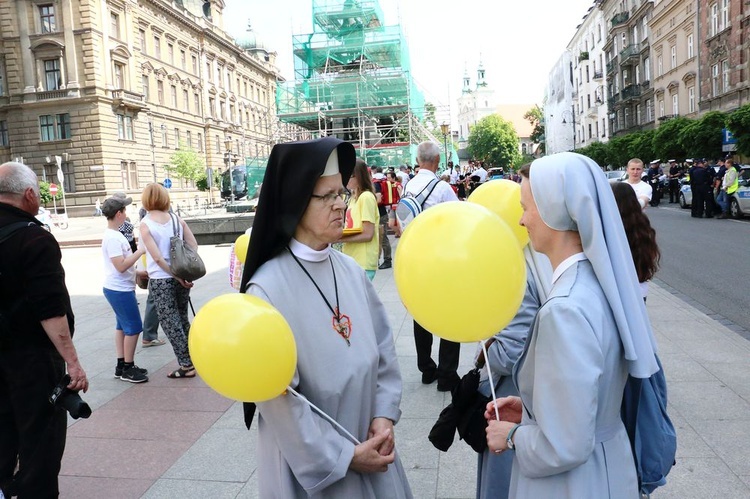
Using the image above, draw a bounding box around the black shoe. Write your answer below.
[119,366,149,383]
[114,364,148,378]
[717,213,728,219]
[378,261,392,270]
[421,371,437,385]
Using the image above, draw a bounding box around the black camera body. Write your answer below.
[49,374,91,419]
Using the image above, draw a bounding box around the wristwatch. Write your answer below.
[506,424,520,450]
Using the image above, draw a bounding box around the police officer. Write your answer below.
[689,158,715,218]
[667,159,682,203]
[647,159,663,207]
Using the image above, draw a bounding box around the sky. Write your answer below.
[222,0,597,124]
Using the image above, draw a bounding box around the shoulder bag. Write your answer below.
[169,213,205,281]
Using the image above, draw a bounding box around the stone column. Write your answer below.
[16,0,36,93]
[61,0,79,88]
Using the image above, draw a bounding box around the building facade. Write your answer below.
[697,0,750,113]
[603,0,657,137]
[0,0,280,215]
[568,3,610,148]
[650,0,699,123]
[544,51,575,154]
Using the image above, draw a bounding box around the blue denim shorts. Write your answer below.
[103,288,143,336]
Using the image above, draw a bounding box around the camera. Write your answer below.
[49,374,91,419]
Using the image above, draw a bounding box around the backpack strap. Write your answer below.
[0,221,36,245]
[416,178,440,208]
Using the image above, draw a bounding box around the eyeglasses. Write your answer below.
[310,189,351,206]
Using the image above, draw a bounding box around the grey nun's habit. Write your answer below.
[507,152,659,499]
[239,137,412,498]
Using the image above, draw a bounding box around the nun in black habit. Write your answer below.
[239,137,411,498]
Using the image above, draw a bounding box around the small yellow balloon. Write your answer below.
[395,202,526,342]
[468,179,529,248]
[234,234,250,264]
[189,294,297,402]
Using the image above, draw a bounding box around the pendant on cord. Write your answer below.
[332,308,352,346]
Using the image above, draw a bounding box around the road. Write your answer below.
[647,203,750,334]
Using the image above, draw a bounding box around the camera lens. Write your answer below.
[59,391,91,419]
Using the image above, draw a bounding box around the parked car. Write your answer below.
[679,166,750,218]
[605,170,627,183]
[487,167,505,181]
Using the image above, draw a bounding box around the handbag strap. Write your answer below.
[170,212,182,240]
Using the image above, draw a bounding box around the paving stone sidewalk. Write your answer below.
[55,242,750,498]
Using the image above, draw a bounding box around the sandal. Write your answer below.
[168,366,196,379]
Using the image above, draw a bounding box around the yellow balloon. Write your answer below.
[234,234,250,264]
[395,202,526,342]
[189,294,297,402]
[468,179,529,247]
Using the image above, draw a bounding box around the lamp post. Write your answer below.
[561,109,576,151]
[224,135,234,205]
[440,122,450,171]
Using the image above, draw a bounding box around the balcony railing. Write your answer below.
[621,84,642,101]
[35,89,68,101]
[593,70,604,80]
[606,58,618,75]
[611,11,630,28]
[620,44,640,62]
[641,80,651,90]
[659,114,678,122]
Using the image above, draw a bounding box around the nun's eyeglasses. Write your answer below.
[311,189,351,206]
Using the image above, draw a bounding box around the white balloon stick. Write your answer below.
[481,340,501,421]
[286,386,361,445]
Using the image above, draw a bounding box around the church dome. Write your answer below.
[236,21,266,51]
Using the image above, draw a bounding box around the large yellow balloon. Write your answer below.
[395,202,526,342]
[468,179,529,247]
[234,234,250,264]
[189,294,297,402]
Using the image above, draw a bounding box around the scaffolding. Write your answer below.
[276,0,442,167]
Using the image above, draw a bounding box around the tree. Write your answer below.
[467,114,522,168]
[577,141,609,167]
[39,180,62,205]
[524,105,545,155]
[628,130,655,163]
[678,111,726,160]
[606,135,638,169]
[651,117,690,161]
[168,146,205,182]
[726,104,750,157]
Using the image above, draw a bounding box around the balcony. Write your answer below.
[111,89,147,112]
[621,84,642,101]
[587,104,600,118]
[659,114,678,122]
[35,89,69,101]
[593,70,604,80]
[606,58,618,75]
[641,80,651,90]
[619,44,640,63]
[579,51,590,62]
[611,11,630,28]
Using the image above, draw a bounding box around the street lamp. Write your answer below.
[440,122,450,171]
[224,135,235,205]
[561,109,576,151]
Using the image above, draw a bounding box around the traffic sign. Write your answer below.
[49,183,58,196]
[163,178,172,189]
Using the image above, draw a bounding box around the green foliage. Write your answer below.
[726,104,750,157]
[38,181,62,205]
[651,117,690,161]
[576,141,609,167]
[196,175,209,191]
[467,114,522,168]
[605,135,636,169]
[524,105,545,155]
[168,146,205,181]
[628,130,655,162]
[678,111,726,160]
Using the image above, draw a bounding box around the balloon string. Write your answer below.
[287,386,361,445]
[481,341,501,421]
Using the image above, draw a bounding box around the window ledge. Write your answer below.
[38,139,72,145]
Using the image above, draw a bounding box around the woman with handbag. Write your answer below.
[339,158,379,280]
[238,137,412,498]
[139,183,198,379]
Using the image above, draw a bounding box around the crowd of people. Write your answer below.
[1,142,668,498]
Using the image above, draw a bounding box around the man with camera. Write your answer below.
[0,161,88,498]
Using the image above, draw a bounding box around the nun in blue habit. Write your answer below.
[486,152,659,499]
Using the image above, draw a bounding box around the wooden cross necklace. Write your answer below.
[289,248,352,346]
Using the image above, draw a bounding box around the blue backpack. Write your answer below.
[621,355,677,496]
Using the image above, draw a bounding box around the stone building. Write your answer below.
[603,0,657,137]
[457,59,497,148]
[0,0,280,215]
[697,0,750,113]
[650,0,699,122]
